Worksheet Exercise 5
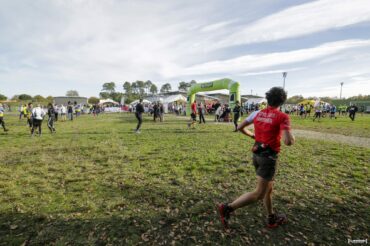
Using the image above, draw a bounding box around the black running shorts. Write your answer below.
[191,113,196,121]
[253,153,277,181]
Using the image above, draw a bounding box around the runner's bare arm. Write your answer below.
[283,129,295,146]
[237,120,255,139]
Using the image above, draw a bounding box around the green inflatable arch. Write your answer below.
[186,78,241,115]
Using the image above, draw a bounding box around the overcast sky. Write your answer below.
[1,0,370,98]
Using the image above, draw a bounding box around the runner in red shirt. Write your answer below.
[188,100,198,128]
[218,87,295,229]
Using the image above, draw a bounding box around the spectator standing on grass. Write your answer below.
[26,103,33,131]
[232,101,241,132]
[159,103,164,122]
[31,104,45,137]
[135,99,144,133]
[61,104,67,121]
[47,103,56,133]
[54,104,59,122]
[329,105,337,119]
[348,104,358,121]
[198,102,205,124]
[153,103,159,122]
[0,103,9,132]
[19,104,25,120]
[75,102,81,118]
[217,87,295,229]
[67,102,73,121]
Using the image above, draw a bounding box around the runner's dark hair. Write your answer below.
[266,87,287,107]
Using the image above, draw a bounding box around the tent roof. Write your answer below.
[130,99,151,105]
[163,94,187,103]
[99,99,119,105]
[246,98,267,104]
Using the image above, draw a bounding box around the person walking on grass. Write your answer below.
[188,100,197,128]
[135,99,144,133]
[217,87,295,229]
[47,103,56,133]
[313,104,322,122]
[31,104,45,137]
[348,104,358,121]
[0,103,9,132]
[26,103,33,132]
[232,101,241,132]
[198,102,206,124]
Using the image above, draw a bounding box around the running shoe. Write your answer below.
[267,213,287,228]
[217,203,232,229]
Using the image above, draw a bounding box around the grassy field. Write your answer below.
[290,113,370,138]
[0,113,369,245]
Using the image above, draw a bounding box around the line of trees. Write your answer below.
[99,80,197,104]
[0,93,54,102]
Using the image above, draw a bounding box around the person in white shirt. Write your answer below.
[215,106,222,122]
[60,105,66,121]
[31,104,45,136]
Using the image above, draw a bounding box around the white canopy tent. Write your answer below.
[246,98,267,106]
[99,99,119,105]
[130,99,151,105]
[161,94,187,113]
[162,95,187,104]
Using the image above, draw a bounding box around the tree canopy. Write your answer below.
[102,82,116,93]
[66,90,79,97]
[18,94,33,100]
[0,93,7,101]
[88,97,100,104]
[33,95,45,101]
[160,83,172,93]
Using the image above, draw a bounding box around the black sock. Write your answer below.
[225,204,234,213]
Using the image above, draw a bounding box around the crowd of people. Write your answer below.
[1,98,366,136]
[0,101,105,136]
[283,103,362,121]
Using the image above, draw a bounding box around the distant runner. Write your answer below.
[188,100,197,128]
[217,87,295,229]
[348,105,358,121]
[26,103,33,132]
[135,99,144,133]
[232,101,241,132]
[313,104,322,122]
[47,103,56,133]
[0,103,9,132]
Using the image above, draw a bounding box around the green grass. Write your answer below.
[0,113,369,245]
[290,113,370,137]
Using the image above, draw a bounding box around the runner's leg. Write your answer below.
[229,176,270,210]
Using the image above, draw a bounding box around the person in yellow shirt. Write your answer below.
[0,103,9,132]
[25,103,33,131]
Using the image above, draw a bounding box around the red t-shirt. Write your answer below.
[191,102,197,114]
[246,106,291,153]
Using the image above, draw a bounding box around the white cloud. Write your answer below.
[172,39,370,77]
[212,0,370,49]
[237,67,305,77]
[200,20,237,32]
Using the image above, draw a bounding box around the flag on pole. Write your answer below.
[282,72,287,78]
